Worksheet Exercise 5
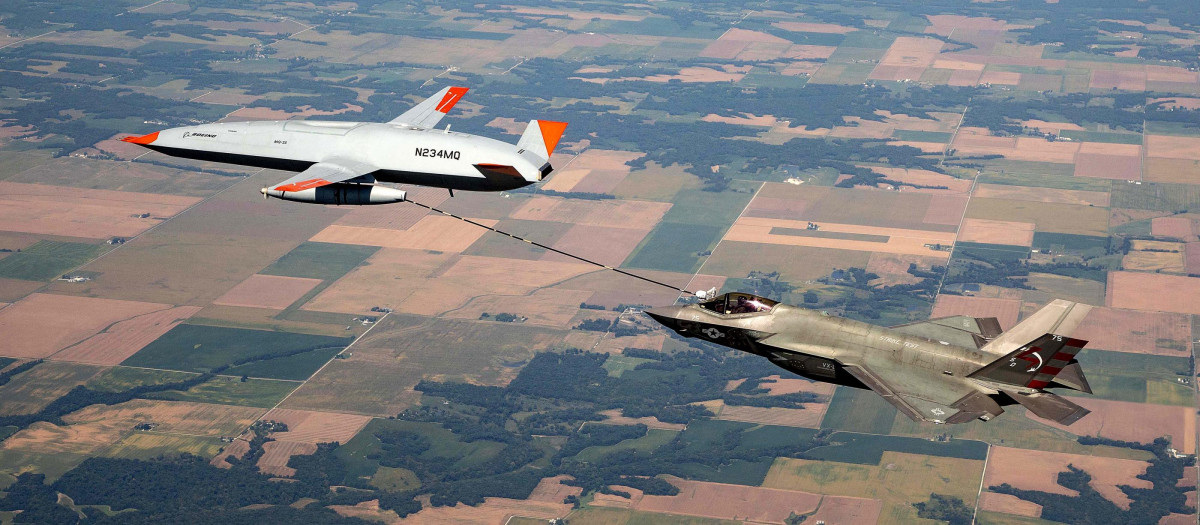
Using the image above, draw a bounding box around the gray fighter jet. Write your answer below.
[646,293,1094,425]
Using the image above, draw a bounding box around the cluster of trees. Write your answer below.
[0,359,41,387]
[912,493,973,525]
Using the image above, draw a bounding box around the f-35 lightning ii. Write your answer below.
[646,293,1094,425]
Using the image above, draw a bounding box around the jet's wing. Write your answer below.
[267,159,376,193]
[389,86,469,128]
[890,315,1003,349]
[842,364,1004,424]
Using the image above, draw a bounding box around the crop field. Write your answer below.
[122,323,352,380]
[0,181,199,240]
[281,316,566,415]
[704,241,871,283]
[726,217,956,258]
[1108,271,1200,315]
[335,419,506,484]
[984,447,1152,509]
[0,293,177,360]
[1036,397,1196,454]
[0,361,105,416]
[258,241,379,281]
[931,295,1022,330]
[310,215,495,252]
[965,198,1110,236]
[212,274,322,310]
[573,428,678,462]
[299,247,457,315]
[0,240,105,282]
[105,433,225,460]
[820,386,897,435]
[463,219,574,261]
[957,218,1035,246]
[152,376,299,408]
[763,451,984,525]
[50,305,203,366]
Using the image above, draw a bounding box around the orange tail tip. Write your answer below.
[434,86,469,113]
[537,120,568,157]
[121,131,159,145]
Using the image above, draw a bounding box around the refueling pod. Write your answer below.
[261,184,406,205]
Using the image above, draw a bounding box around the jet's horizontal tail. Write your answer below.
[517,120,568,161]
[1004,391,1090,425]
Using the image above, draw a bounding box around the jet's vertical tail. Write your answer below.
[968,333,1088,390]
[516,120,568,161]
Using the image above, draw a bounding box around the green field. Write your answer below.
[805,431,989,464]
[893,130,954,143]
[1031,232,1109,252]
[369,466,420,492]
[975,161,1087,183]
[151,376,298,408]
[335,419,506,486]
[87,367,195,392]
[122,324,352,380]
[1063,349,1195,406]
[955,242,1032,263]
[1111,181,1200,212]
[103,433,225,460]
[260,241,378,281]
[624,222,724,273]
[821,386,898,434]
[0,240,105,281]
[574,428,678,462]
[670,419,819,485]
[601,355,654,378]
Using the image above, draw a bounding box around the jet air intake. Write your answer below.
[261,184,407,205]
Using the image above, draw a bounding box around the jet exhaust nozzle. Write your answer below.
[262,183,407,205]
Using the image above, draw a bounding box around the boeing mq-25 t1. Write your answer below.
[121,86,567,205]
[647,294,1094,425]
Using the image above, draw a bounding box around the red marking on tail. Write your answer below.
[435,87,469,113]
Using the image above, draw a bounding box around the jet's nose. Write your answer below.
[645,306,685,327]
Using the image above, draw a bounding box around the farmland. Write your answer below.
[2,0,1199,523]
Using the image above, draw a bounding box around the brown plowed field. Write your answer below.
[866,253,943,286]
[980,70,1021,85]
[1187,242,1200,274]
[301,248,455,315]
[1090,70,1147,91]
[1034,397,1196,454]
[310,216,495,252]
[1152,217,1195,239]
[985,447,1151,509]
[1108,271,1200,315]
[931,295,1022,330]
[958,218,1035,246]
[717,404,827,428]
[979,492,1042,518]
[257,440,317,477]
[974,183,1110,207]
[213,274,323,310]
[869,167,971,194]
[260,408,372,444]
[1147,136,1200,161]
[1076,153,1142,180]
[543,224,651,268]
[0,293,172,359]
[596,409,685,431]
[723,217,955,258]
[1144,157,1200,184]
[527,475,584,503]
[1073,307,1191,355]
[1146,66,1199,83]
[443,288,593,329]
[67,399,263,437]
[50,305,202,365]
[511,196,671,230]
[0,181,199,239]
[923,194,970,226]
[628,476,882,525]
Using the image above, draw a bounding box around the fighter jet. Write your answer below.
[646,293,1095,425]
[120,86,566,205]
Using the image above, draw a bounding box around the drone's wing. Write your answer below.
[389,86,469,128]
[266,159,376,193]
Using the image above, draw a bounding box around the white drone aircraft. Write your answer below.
[122,86,567,205]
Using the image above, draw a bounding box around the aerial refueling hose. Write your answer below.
[404,198,697,297]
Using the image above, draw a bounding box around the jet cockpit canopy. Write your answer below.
[698,292,778,315]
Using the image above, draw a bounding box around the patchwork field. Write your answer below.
[984,447,1151,509]
[310,215,496,252]
[1107,271,1200,315]
[723,217,956,258]
[930,294,1022,330]
[1073,307,1191,356]
[0,361,104,416]
[0,181,199,239]
[1035,397,1196,454]
[0,293,177,360]
[763,451,983,524]
[212,274,323,310]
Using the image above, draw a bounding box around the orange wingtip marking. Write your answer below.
[120,131,159,145]
[537,120,568,157]
[434,86,469,113]
[274,178,331,192]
